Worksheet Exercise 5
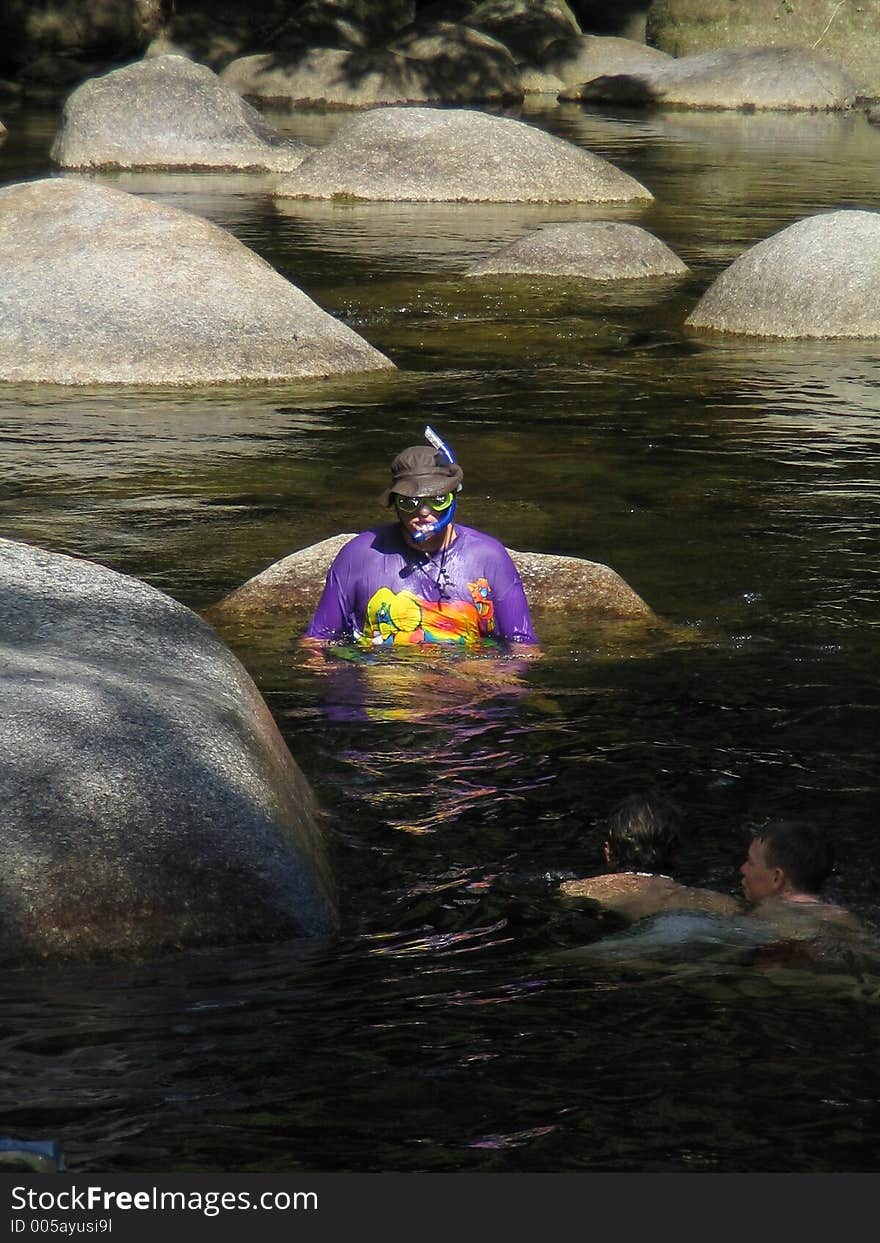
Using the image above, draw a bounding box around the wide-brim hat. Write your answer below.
[380,445,464,506]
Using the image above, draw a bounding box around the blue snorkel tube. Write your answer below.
[411,425,459,544]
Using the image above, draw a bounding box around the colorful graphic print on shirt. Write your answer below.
[362,578,497,646]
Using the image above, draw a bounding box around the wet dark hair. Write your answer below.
[755,820,834,895]
[604,794,681,873]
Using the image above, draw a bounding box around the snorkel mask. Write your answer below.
[408,426,459,544]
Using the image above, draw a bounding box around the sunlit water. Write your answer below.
[1,100,879,1172]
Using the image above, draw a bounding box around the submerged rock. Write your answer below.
[0,177,394,384]
[0,1138,64,1175]
[205,533,655,624]
[274,105,653,202]
[0,537,338,964]
[686,210,880,339]
[51,54,309,171]
[576,46,858,112]
[465,221,687,279]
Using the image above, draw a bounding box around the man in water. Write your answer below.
[304,429,538,649]
[740,819,857,930]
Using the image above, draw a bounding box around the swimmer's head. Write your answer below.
[603,794,681,873]
[380,439,463,544]
[744,819,834,900]
[381,444,463,506]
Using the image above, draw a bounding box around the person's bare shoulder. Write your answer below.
[561,874,662,902]
[751,896,863,937]
[560,873,741,921]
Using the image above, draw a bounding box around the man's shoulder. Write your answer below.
[561,873,742,921]
[456,525,513,560]
[332,525,401,565]
[751,895,863,935]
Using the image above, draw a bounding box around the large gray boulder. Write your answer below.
[156,0,416,68]
[51,54,309,171]
[221,48,430,108]
[465,221,687,279]
[205,533,655,624]
[646,0,880,100]
[465,0,582,61]
[281,0,416,50]
[517,65,566,94]
[0,537,338,964]
[577,45,858,111]
[389,21,524,101]
[274,106,653,202]
[686,210,880,339]
[0,0,162,95]
[543,33,672,93]
[508,547,654,619]
[222,27,523,107]
[0,177,394,384]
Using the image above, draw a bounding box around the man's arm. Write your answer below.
[491,551,540,648]
[561,874,743,922]
[303,564,350,643]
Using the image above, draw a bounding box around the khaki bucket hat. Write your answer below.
[380,445,463,506]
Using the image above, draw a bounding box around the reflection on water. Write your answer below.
[2,100,880,1172]
[272,196,645,273]
[4,929,880,1173]
[312,644,535,721]
[291,646,553,837]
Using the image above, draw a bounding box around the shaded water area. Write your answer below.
[1,101,880,1172]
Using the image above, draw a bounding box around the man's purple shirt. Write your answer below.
[305,523,538,646]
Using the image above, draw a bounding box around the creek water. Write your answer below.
[1,101,879,1173]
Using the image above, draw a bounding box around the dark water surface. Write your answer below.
[1,101,879,1173]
